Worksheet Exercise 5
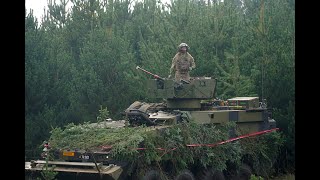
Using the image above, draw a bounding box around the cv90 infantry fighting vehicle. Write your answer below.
[126,66,276,133]
[25,66,278,180]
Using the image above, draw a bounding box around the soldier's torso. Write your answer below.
[175,53,190,74]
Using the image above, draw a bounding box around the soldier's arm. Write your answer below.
[189,54,196,69]
[170,56,177,75]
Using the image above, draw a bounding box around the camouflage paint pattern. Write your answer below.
[170,52,195,82]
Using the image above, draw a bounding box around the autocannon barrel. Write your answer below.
[136,66,164,81]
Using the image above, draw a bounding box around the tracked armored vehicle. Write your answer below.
[126,67,276,133]
[25,67,278,180]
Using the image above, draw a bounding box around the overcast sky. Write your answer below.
[25,0,48,20]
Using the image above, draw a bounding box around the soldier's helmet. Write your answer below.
[178,43,189,50]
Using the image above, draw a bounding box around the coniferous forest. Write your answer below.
[25,0,295,175]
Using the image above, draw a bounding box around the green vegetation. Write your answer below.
[250,174,264,180]
[270,173,295,180]
[47,120,283,177]
[49,122,148,150]
[38,157,58,180]
[25,0,295,176]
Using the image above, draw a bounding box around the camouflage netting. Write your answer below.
[238,130,284,177]
[47,120,283,177]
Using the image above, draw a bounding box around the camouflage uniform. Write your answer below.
[170,43,195,82]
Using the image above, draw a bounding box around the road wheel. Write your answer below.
[198,167,225,180]
[174,169,195,180]
[238,164,252,180]
[142,169,169,180]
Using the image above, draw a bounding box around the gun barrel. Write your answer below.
[136,66,164,80]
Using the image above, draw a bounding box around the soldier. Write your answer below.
[169,43,196,82]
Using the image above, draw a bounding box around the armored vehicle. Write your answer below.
[125,66,276,133]
[25,67,278,180]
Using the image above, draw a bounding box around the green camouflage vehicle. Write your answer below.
[126,66,276,133]
[25,67,279,180]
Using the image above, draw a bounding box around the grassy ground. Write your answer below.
[271,174,295,180]
[249,173,295,180]
[256,173,295,180]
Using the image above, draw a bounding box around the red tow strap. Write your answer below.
[186,128,279,147]
[101,128,279,151]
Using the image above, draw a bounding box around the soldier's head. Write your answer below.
[178,43,189,53]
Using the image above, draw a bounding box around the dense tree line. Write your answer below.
[25,0,295,173]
